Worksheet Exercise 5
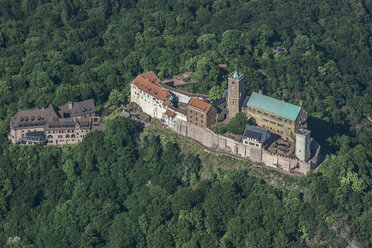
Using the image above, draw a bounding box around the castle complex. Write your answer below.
[8,71,322,173]
[8,100,103,145]
[130,71,322,174]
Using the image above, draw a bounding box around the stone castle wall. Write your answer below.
[173,119,321,174]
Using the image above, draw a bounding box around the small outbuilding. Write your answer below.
[242,125,270,148]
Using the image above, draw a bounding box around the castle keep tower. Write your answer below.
[295,129,311,161]
[228,71,244,118]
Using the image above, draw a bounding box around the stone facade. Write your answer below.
[242,92,308,141]
[295,129,311,162]
[8,99,103,146]
[212,90,228,122]
[227,71,244,118]
[173,119,321,174]
[245,105,293,140]
[131,71,322,174]
[187,98,217,128]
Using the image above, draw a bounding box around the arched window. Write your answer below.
[71,134,75,138]
[66,134,70,138]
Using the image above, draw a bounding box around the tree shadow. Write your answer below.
[307,116,352,155]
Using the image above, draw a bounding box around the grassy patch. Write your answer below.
[144,127,302,191]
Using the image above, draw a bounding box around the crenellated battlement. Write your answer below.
[172,119,322,175]
[130,71,323,175]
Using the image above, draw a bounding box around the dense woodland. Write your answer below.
[0,0,371,247]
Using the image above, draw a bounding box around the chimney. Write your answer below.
[300,100,303,108]
[259,89,263,95]
[68,101,73,109]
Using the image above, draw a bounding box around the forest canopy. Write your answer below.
[0,0,371,247]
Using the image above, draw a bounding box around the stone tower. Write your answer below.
[228,71,244,118]
[295,129,311,161]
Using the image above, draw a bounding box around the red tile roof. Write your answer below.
[163,100,171,106]
[141,71,160,84]
[131,72,170,101]
[187,98,212,114]
[164,109,176,118]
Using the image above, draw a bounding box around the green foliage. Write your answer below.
[107,89,126,106]
[0,0,371,246]
[213,124,226,134]
[0,118,371,246]
[208,85,224,101]
[226,112,247,134]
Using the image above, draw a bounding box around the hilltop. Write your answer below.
[0,0,371,247]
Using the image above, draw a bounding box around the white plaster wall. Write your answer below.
[170,91,191,104]
[175,112,187,122]
[131,85,167,119]
[295,132,311,161]
[163,116,175,129]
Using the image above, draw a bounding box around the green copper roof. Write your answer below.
[246,92,301,121]
[233,71,239,78]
